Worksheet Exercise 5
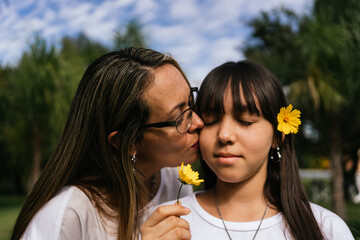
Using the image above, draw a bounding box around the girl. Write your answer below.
[11,47,202,240]
[172,60,354,239]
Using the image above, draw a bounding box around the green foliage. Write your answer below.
[0,20,148,194]
[61,33,109,66]
[3,35,65,191]
[113,19,148,50]
[243,0,360,218]
[244,0,360,160]
[243,8,305,86]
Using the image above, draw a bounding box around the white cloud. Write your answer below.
[169,0,199,20]
[0,0,313,79]
[133,0,159,22]
[58,2,92,23]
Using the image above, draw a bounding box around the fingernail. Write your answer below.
[183,207,191,214]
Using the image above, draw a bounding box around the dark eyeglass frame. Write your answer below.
[144,87,198,134]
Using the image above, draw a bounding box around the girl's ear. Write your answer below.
[272,133,285,148]
[107,131,120,149]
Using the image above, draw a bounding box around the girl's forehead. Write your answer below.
[226,85,261,112]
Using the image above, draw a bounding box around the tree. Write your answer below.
[3,35,65,192]
[113,19,148,50]
[243,8,305,86]
[1,18,148,193]
[2,33,110,193]
[243,0,360,219]
[58,33,109,114]
[60,32,109,66]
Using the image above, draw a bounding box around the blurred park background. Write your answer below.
[1,0,360,239]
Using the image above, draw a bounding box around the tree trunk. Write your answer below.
[329,116,346,219]
[28,125,42,193]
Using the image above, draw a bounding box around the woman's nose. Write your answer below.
[188,112,204,133]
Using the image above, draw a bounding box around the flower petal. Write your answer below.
[277,104,301,135]
[177,162,204,186]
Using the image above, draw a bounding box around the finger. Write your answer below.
[143,204,190,227]
[141,216,190,240]
[159,226,191,240]
[156,216,190,237]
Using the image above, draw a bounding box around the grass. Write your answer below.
[0,195,25,240]
[347,203,360,240]
[0,195,359,239]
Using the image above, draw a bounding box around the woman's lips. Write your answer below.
[191,141,199,149]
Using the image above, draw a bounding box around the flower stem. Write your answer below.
[176,183,184,205]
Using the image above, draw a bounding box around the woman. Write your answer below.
[11,47,203,240]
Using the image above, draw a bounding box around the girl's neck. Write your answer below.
[197,175,279,222]
[215,180,266,213]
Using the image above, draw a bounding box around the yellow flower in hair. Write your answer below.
[176,162,204,204]
[277,104,301,135]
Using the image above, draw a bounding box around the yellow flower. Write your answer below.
[178,162,204,186]
[277,104,301,135]
[176,162,204,204]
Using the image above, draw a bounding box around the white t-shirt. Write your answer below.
[21,167,192,240]
[163,192,354,240]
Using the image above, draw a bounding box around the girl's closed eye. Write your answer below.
[236,119,254,126]
[235,112,258,126]
[202,114,220,126]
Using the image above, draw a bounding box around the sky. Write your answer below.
[0,0,313,87]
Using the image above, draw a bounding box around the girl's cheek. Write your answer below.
[199,130,213,156]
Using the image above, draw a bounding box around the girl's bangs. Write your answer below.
[196,62,262,117]
[230,67,261,116]
[196,64,230,116]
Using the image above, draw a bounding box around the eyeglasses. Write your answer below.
[144,87,198,134]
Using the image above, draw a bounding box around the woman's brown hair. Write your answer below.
[196,60,325,240]
[11,47,189,240]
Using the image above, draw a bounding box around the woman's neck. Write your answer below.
[146,170,161,200]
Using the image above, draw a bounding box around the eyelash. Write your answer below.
[237,120,253,126]
[204,120,218,126]
[203,119,253,126]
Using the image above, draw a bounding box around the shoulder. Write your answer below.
[310,203,354,239]
[59,187,109,239]
[22,186,78,239]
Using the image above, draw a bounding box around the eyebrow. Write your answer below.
[168,102,187,116]
[166,87,195,117]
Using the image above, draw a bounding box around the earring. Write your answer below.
[130,153,136,171]
[270,147,281,163]
[277,147,282,161]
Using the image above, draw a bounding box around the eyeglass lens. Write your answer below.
[176,108,193,133]
[189,90,195,108]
